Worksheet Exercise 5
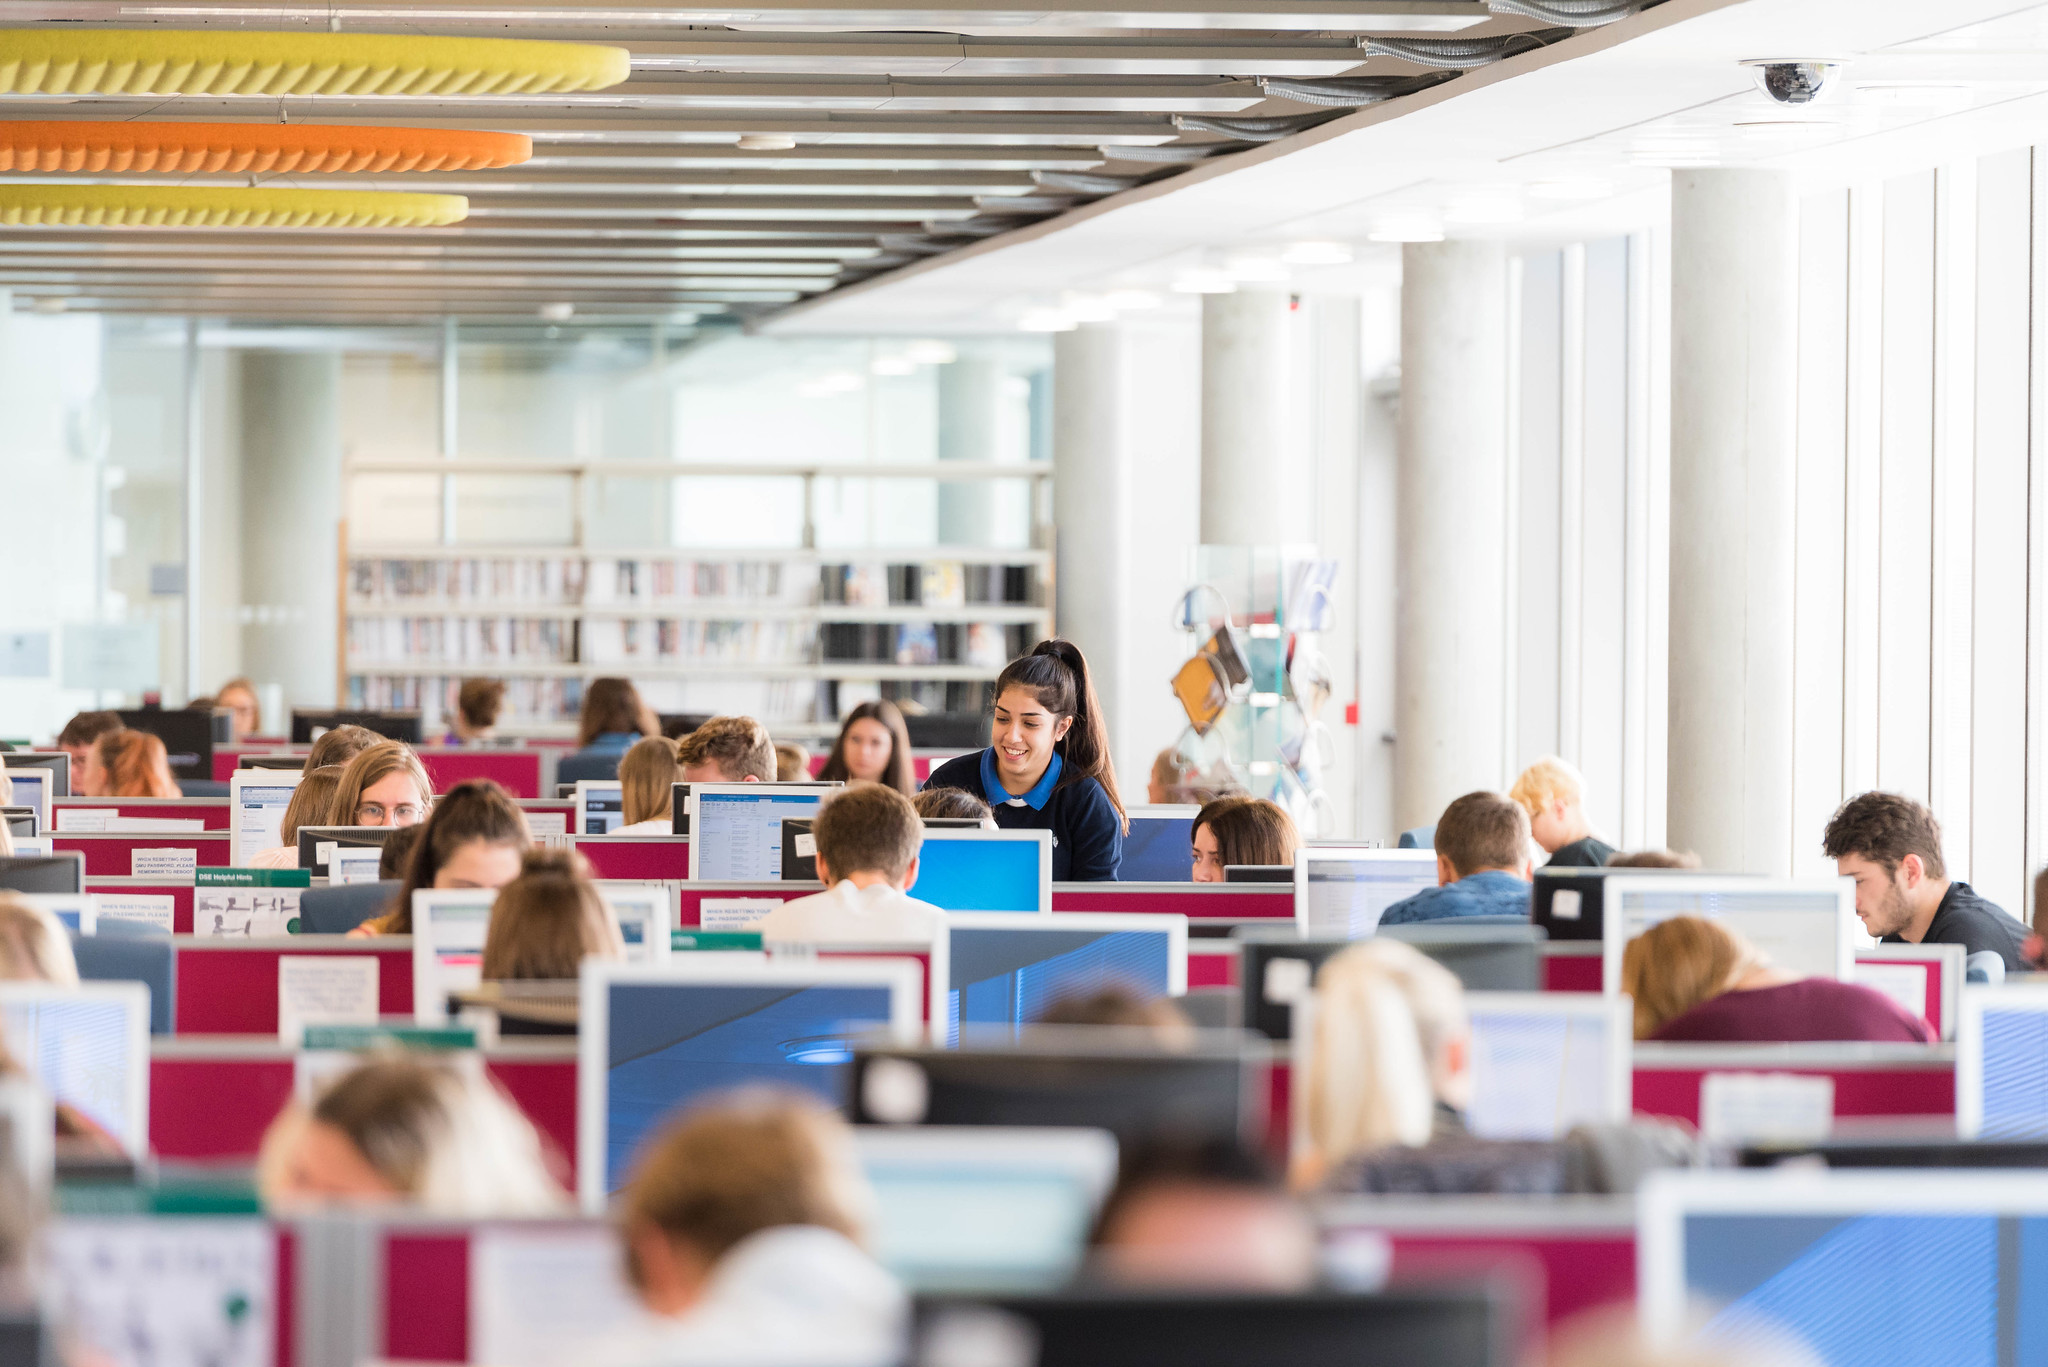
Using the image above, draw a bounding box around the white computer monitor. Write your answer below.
[943,911,1186,1045]
[854,1126,1119,1292]
[596,882,674,964]
[1293,846,1441,938]
[575,780,624,835]
[17,893,95,935]
[411,888,499,1025]
[0,981,149,1156]
[6,771,48,834]
[1637,1168,2048,1355]
[229,768,303,865]
[578,956,921,1211]
[1958,982,2048,1139]
[1463,990,1632,1141]
[1120,804,1201,882]
[914,829,1054,915]
[1601,876,1857,995]
[686,783,841,881]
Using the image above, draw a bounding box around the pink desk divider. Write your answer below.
[172,935,414,1035]
[1541,942,1603,993]
[571,836,689,880]
[416,749,543,800]
[55,831,231,877]
[1188,940,1240,989]
[675,880,819,928]
[53,797,231,831]
[1050,881,1297,922]
[1630,1040,1957,1126]
[84,878,195,932]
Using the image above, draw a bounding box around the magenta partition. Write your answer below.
[53,798,230,831]
[55,832,231,877]
[572,836,688,879]
[172,939,413,1034]
[417,749,543,799]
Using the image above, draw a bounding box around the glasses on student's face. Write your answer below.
[357,801,421,825]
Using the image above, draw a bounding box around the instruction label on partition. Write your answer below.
[96,895,176,934]
[277,956,380,1046]
[470,1225,644,1367]
[132,847,198,878]
[523,811,569,837]
[699,898,781,932]
[1699,1071,1834,1145]
[46,1216,273,1367]
[55,808,117,833]
[194,889,300,937]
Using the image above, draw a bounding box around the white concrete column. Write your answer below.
[937,349,1002,545]
[1667,169,1797,873]
[1200,289,1295,545]
[1396,240,1510,831]
[239,351,341,708]
[1052,322,1127,760]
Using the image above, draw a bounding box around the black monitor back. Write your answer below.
[667,782,694,836]
[0,855,83,894]
[1225,864,1293,883]
[913,1289,1506,1367]
[851,1043,1255,1147]
[237,755,309,771]
[1,752,70,798]
[297,825,395,871]
[114,710,225,783]
[903,713,984,749]
[1529,867,1613,942]
[1740,1138,2048,1169]
[290,710,421,744]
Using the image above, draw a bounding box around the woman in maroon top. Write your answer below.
[1620,916,1932,1044]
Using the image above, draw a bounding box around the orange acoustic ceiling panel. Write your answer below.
[0,122,532,175]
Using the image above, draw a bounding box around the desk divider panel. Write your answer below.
[1188,941,1239,989]
[56,833,232,877]
[1540,943,1602,993]
[1629,1042,1956,1125]
[416,750,542,800]
[173,937,413,1034]
[1049,883,1295,921]
[84,878,197,932]
[53,798,231,831]
[572,837,688,880]
[675,880,817,928]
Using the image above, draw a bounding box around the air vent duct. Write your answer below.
[1488,0,1645,25]
[1361,32,1554,67]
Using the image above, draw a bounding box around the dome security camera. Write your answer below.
[1740,59,1846,106]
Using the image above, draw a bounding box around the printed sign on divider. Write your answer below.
[277,956,380,1045]
[193,868,310,937]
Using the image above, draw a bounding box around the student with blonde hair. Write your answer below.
[677,715,776,784]
[258,1055,566,1216]
[0,896,78,987]
[1189,796,1299,882]
[1621,916,1930,1044]
[607,1089,902,1367]
[614,736,683,835]
[1510,756,1614,868]
[246,765,345,869]
[775,741,812,784]
[332,741,434,830]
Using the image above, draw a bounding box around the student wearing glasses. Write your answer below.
[332,741,434,829]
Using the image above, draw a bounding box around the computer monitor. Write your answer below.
[296,825,395,873]
[1,808,34,840]
[595,883,674,964]
[1740,1136,2048,1169]
[3,750,68,800]
[1238,928,1543,1041]
[666,782,693,836]
[686,783,840,880]
[577,956,921,1209]
[236,755,309,772]
[1294,846,1440,939]
[1958,982,2048,1139]
[945,913,1187,1044]
[1376,923,1544,991]
[228,769,301,865]
[411,888,499,1025]
[0,981,149,1157]
[856,1127,1118,1292]
[1600,876,1856,994]
[1236,936,1346,1041]
[913,830,1053,914]
[1637,1168,2048,1359]
[114,710,224,783]
[3,773,47,833]
[0,855,83,895]
[1119,805,1199,882]
[1225,865,1293,883]
[913,1289,1507,1367]
[849,1039,1256,1148]
[576,780,625,835]
[1461,991,1631,1141]
[290,709,422,744]
[1531,866,1715,942]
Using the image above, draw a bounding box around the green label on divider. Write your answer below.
[301,1024,476,1051]
[674,930,762,951]
[197,868,312,888]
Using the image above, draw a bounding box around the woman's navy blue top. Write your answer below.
[922,748,1123,881]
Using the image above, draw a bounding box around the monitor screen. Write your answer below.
[1604,878,1853,992]
[1120,811,1196,882]
[1960,985,2048,1139]
[3,753,69,800]
[914,833,1047,913]
[588,970,908,1199]
[231,778,298,864]
[1463,993,1629,1141]
[0,856,83,895]
[579,782,624,835]
[947,917,1182,1042]
[1299,849,1439,938]
[690,788,832,880]
[5,774,46,831]
[0,986,147,1155]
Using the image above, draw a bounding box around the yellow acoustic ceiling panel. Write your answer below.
[0,122,532,173]
[0,185,468,228]
[0,30,631,96]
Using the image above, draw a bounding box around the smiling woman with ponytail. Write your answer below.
[920,638,1127,880]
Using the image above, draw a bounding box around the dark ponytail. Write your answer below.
[993,639,1126,830]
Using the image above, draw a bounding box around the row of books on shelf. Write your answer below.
[819,622,1027,667]
[346,674,585,725]
[583,619,813,666]
[583,558,808,606]
[834,679,993,720]
[819,562,1037,607]
[345,616,578,664]
[349,557,585,604]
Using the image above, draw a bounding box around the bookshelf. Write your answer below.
[340,459,1055,739]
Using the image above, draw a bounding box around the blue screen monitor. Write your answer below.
[1959,983,2048,1139]
[945,912,1186,1044]
[578,957,920,1209]
[0,982,149,1156]
[912,830,1052,914]
[686,783,839,881]
[1119,807,1198,882]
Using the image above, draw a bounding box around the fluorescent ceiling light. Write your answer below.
[870,354,918,375]
[1528,178,1613,201]
[1104,289,1162,311]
